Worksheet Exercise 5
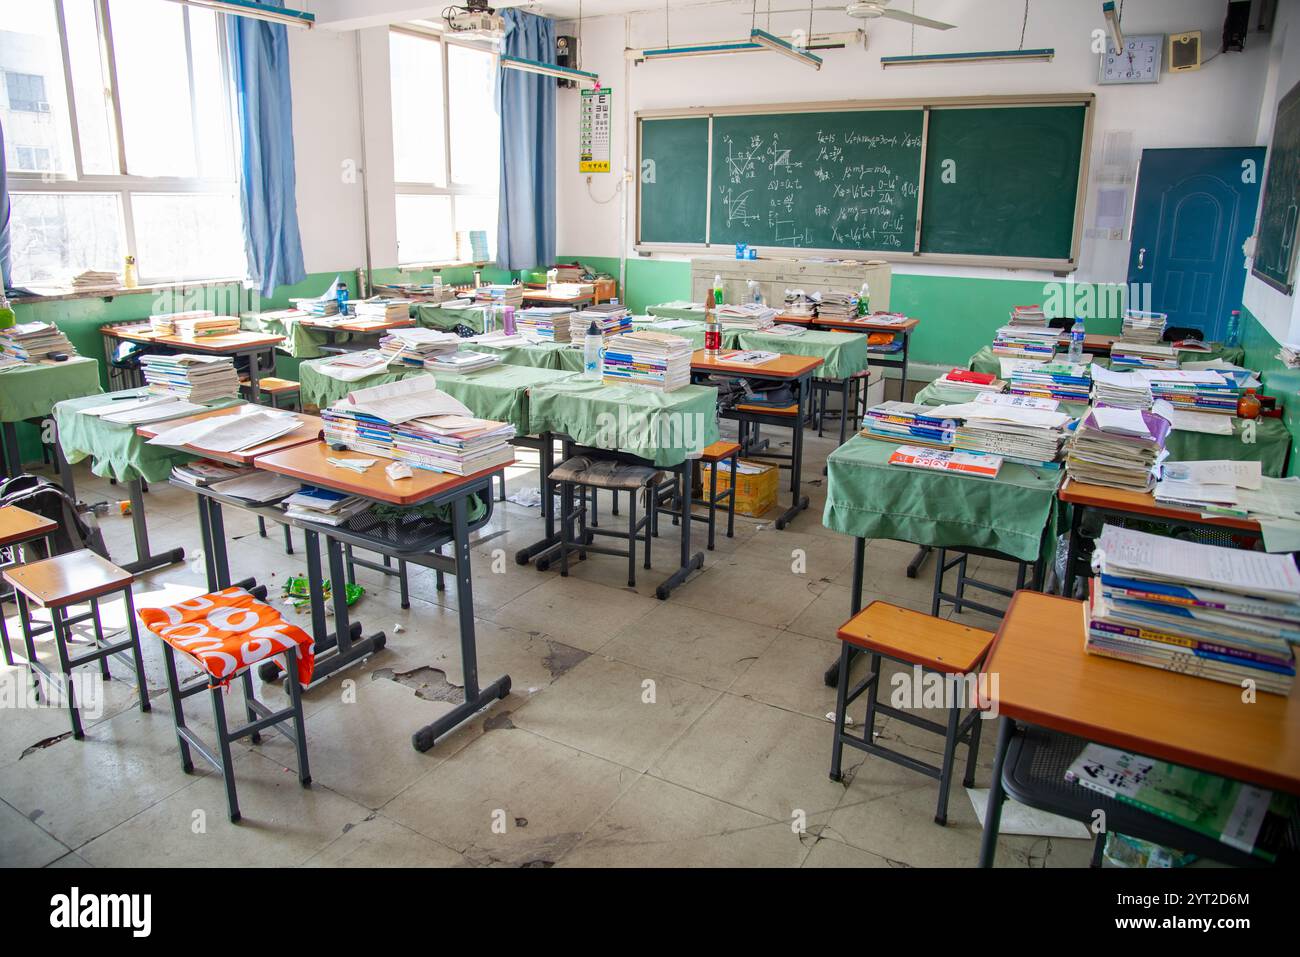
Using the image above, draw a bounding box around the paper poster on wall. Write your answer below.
[580,87,612,173]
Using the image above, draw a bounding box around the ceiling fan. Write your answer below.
[762,2,956,31]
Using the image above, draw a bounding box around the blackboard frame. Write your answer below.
[1250,79,1300,296]
[635,92,1095,273]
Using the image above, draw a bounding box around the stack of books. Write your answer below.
[1120,309,1168,344]
[139,353,241,402]
[0,322,76,362]
[1008,360,1092,403]
[1007,304,1049,327]
[1065,407,1170,491]
[474,284,525,310]
[715,303,779,330]
[1139,369,1239,415]
[601,331,694,391]
[388,416,516,475]
[1086,524,1298,696]
[1090,365,1153,410]
[283,487,372,527]
[992,325,1058,360]
[378,328,460,368]
[516,307,574,341]
[860,402,956,449]
[71,269,120,290]
[571,304,632,342]
[935,368,1005,396]
[170,460,250,487]
[290,297,340,318]
[1110,340,1179,370]
[934,401,1071,469]
[353,297,413,322]
[814,290,858,321]
[172,315,239,339]
[783,290,816,316]
[425,350,501,373]
[371,282,456,303]
[151,310,215,336]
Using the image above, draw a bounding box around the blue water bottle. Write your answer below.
[336,281,349,317]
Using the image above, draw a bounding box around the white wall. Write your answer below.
[555,0,1273,287]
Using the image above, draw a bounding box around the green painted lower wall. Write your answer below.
[1242,306,1300,477]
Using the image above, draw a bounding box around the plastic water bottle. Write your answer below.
[502,305,516,336]
[747,279,765,306]
[704,289,722,358]
[483,304,498,335]
[584,320,603,379]
[857,281,870,316]
[1068,317,1085,364]
[336,281,349,317]
[713,274,724,304]
[1226,310,1242,347]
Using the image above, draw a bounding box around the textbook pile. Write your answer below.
[139,353,241,403]
[1110,341,1179,370]
[813,290,858,321]
[1086,525,1297,695]
[1007,359,1092,403]
[1065,407,1170,491]
[933,369,1005,396]
[601,331,693,391]
[1090,365,1153,410]
[0,322,76,362]
[860,402,956,449]
[1120,309,1167,344]
[290,296,339,319]
[474,284,525,310]
[378,328,460,367]
[715,303,779,331]
[283,487,372,527]
[425,350,500,373]
[930,398,1071,469]
[516,307,574,341]
[991,325,1058,360]
[353,297,413,322]
[173,315,240,339]
[149,310,215,336]
[1140,369,1239,415]
[1007,304,1049,327]
[571,304,632,342]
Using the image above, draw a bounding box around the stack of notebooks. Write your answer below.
[283,487,372,527]
[860,402,956,449]
[814,290,858,321]
[425,350,501,373]
[290,297,340,318]
[516,307,574,341]
[1065,406,1170,491]
[715,303,779,331]
[600,331,693,391]
[71,269,120,289]
[171,460,250,487]
[1139,369,1239,415]
[934,368,1005,396]
[474,284,525,309]
[151,310,214,336]
[371,282,456,303]
[173,315,239,339]
[378,328,461,367]
[1120,309,1168,344]
[991,325,1058,360]
[930,399,1071,469]
[1110,340,1179,370]
[1007,360,1092,403]
[1089,365,1153,410]
[139,353,240,403]
[1007,304,1049,327]
[783,290,816,316]
[388,416,516,475]
[353,297,413,322]
[1086,524,1298,696]
[0,322,76,362]
[571,304,632,342]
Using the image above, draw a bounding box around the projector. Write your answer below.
[446,10,504,35]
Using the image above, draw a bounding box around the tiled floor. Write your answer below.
[0,396,1095,868]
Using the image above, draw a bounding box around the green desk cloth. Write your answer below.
[528,378,720,467]
[912,382,1290,477]
[822,435,1063,563]
[414,303,491,333]
[646,304,707,322]
[631,318,712,349]
[967,343,1247,377]
[0,356,103,423]
[736,329,869,380]
[54,388,243,484]
[240,313,327,359]
[299,359,423,409]
[471,339,584,372]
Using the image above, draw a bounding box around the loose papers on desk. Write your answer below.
[1090,365,1153,410]
[148,409,300,453]
[208,470,303,504]
[1155,462,1300,553]
[378,328,460,367]
[79,393,206,425]
[317,349,395,382]
[343,377,471,424]
[1149,399,1234,436]
[1065,408,1170,491]
[425,350,501,373]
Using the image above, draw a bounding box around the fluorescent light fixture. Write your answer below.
[639,41,764,61]
[881,48,1055,67]
[1102,1,1124,52]
[500,54,599,86]
[180,0,314,28]
[628,31,859,61]
[750,28,823,70]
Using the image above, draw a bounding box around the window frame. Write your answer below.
[4,0,244,289]
[389,25,499,270]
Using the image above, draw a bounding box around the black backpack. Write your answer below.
[0,474,105,560]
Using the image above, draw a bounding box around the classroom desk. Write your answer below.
[0,356,102,481]
[978,591,1300,867]
[521,289,594,309]
[413,302,492,333]
[255,441,511,749]
[240,312,327,359]
[777,312,918,400]
[300,317,415,354]
[100,325,285,403]
[966,341,1247,377]
[517,378,720,599]
[134,405,324,462]
[1057,478,1269,598]
[693,349,823,530]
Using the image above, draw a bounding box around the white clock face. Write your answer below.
[1100,35,1162,84]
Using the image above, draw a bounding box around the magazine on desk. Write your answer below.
[887,445,1002,479]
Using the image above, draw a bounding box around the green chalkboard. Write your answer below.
[920,106,1085,259]
[639,117,709,244]
[709,110,923,253]
[1252,79,1300,294]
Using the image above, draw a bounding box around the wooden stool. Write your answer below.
[0,505,58,667]
[3,550,151,738]
[138,585,313,823]
[241,376,300,410]
[830,601,993,826]
[653,442,739,550]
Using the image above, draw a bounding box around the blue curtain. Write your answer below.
[496,10,556,271]
[0,118,11,291]
[227,4,305,297]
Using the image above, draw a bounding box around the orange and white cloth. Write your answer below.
[139,587,314,686]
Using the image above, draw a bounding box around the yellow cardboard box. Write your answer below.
[701,458,778,518]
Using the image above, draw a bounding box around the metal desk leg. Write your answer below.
[824,536,867,687]
[50,421,77,499]
[774,377,811,530]
[514,431,562,566]
[906,545,932,579]
[206,499,233,590]
[120,479,185,574]
[195,497,219,592]
[1,421,21,478]
[300,535,386,688]
[412,493,510,751]
[1062,505,1085,598]
[654,456,705,600]
[898,331,911,401]
[838,376,850,448]
[978,716,1016,868]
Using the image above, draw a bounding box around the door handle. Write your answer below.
[1137,247,1146,270]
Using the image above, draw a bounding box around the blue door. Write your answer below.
[1127,147,1266,340]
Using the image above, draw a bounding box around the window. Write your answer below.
[389,28,500,266]
[2,0,244,288]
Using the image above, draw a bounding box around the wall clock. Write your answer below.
[1099,35,1163,84]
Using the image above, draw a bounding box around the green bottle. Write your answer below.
[0,293,15,331]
